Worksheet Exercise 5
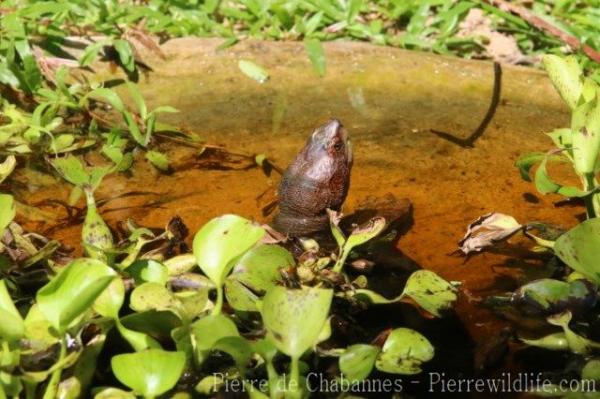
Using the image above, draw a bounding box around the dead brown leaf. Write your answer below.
[457,8,530,64]
[459,212,523,254]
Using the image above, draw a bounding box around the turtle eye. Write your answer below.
[333,141,343,151]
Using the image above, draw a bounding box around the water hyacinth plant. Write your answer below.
[511,55,600,281]
[517,55,600,219]
[0,179,457,398]
[460,54,600,389]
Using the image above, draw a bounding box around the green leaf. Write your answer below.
[145,150,170,171]
[93,388,136,399]
[37,258,116,333]
[547,311,600,354]
[225,244,291,311]
[56,376,81,399]
[123,111,145,146]
[402,270,458,317]
[555,218,600,285]
[102,146,133,172]
[192,314,239,365]
[173,289,209,322]
[213,336,254,376]
[19,2,69,17]
[546,128,573,150]
[130,282,177,313]
[116,320,162,352]
[238,60,269,83]
[0,194,16,234]
[93,278,124,319]
[164,254,198,276]
[345,216,387,249]
[582,359,600,381]
[51,155,89,187]
[346,0,363,22]
[216,37,238,51]
[86,88,125,113]
[333,216,386,273]
[0,155,16,184]
[304,39,326,77]
[50,134,75,153]
[353,288,397,305]
[261,286,333,358]
[113,40,135,73]
[126,260,169,286]
[513,278,596,314]
[79,41,108,67]
[14,39,42,93]
[375,328,434,374]
[0,63,20,87]
[111,350,186,397]
[89,166,111,191]
[193,214,265,288]
[151,106,179,114]
[169,273,214,291]
[534,154,590,197]
[542,55,583,110]
[519,332,569,351]
[515,152,547,182]
[571,98,600,175]
[339,344,379,383]
[582,77,598,103]
[223,280,260,312]
[328,210,346,248]
[195,375,224,395]
[0,280,24,341]
[24,304,58,351]
[252,337,278,363]
[126,82,147,119]
[145,113,156,143]
[121,310,182,338]
[303,12,323,36]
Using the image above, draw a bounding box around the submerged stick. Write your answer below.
[431,62,502,148]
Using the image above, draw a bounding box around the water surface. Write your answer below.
[14,39,581,396]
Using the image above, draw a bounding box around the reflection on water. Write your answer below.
[11,39,581,395]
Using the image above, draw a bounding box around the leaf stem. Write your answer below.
[24,381,37,399]
[332,245,350,273]
[582,173,598,219]
[266,360,279,399]
[212,285,224,315]
[42,335,67,399]
[288,356,301,399]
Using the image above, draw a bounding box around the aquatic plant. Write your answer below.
[0,156,17,233]
[0,184,457,397]
[510,55,600,285]
[463,56,600,277]
[517,55,600,219]
[459,54,600,390]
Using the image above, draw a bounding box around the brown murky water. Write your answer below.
[10,39,583,397]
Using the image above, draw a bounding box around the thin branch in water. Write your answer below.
[431,62,502,148]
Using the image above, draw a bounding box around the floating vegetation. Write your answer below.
[0,174,457,396]
[461,55,600,390]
